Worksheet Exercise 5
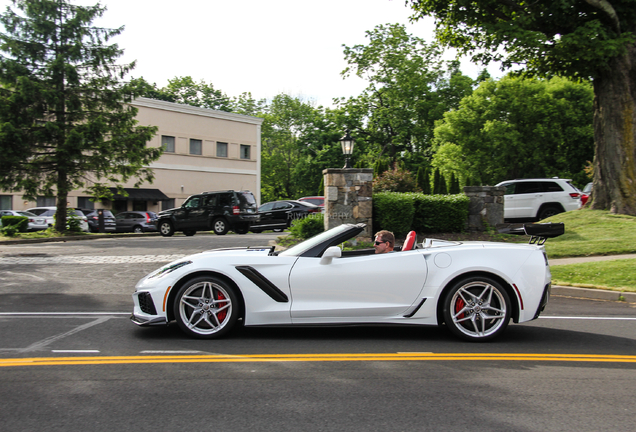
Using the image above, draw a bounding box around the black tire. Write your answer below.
[133,225,143,234]
[158,220,174,237]
[537,205,562,220]
[212,218,229,235]
[442,276,511,342]
[173,276,239,339]
[273,228,284,233]
[183,230,196,236]
[234,225,249,234]
[250,228,262,233]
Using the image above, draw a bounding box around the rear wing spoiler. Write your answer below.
[496,222,564,245]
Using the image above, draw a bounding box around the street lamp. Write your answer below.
[339,130,355,169]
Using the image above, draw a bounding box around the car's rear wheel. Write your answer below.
[133,225,143,234]
[250,228,262,233]
[212,218,229,235]
[158,220,174,237]
[234,225,249,234]
[173,276,239,338]
[183,230,196,236]
[537,205,562,220]
[443,276,511,341]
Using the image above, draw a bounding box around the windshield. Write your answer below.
[279,224,354,257]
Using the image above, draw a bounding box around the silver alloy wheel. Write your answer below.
[448,281,509,339]
[159,221,173,236]
[177,280,233,336]
[133,225,143,233]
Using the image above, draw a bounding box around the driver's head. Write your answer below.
[374,230,395,254]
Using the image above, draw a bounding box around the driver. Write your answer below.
[374,230,395,254]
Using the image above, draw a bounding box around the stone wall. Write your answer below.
[463,186,505,231]
[323,168,373,238]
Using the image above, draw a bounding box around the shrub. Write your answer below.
[410,193,470,233]
[289,213,324,239]
[0,215,28,233]
[372,192,415,238]
[373,166,421,193]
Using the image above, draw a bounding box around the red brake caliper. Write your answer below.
[455,298,465,319]
[215,291,228,322]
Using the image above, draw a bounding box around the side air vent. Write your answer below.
[235,266,289,303]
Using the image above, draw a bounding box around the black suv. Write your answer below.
[156,190,258,236]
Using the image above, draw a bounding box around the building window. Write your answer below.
[162,135,175,153]
[78,197,94,210]
[161,199,175,211]
[190,139,202,155]
[0,195,11,210]
[132,200,147,211]
[37,196,56,207]
[217,142,228,158]
[240,144,251,160]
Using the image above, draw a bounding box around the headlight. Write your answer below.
[148,260,193,279]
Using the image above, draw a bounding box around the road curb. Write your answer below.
[552,285,636,303]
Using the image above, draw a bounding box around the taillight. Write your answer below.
[569,193,580,199]
[145,213,151,223]
[232,206,240,215]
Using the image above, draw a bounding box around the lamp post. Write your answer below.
[339,130,355,169]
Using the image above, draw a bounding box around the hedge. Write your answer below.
[372,192,469,237]
[0,215,29,232]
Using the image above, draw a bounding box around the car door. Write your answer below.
[288,251,427,322]
[115,212,131,232]
[174,196,203,230]
[256,202,276,228]
[504,181,543,218]
[271,201,293,227]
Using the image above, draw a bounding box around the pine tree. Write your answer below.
[416,166,431,194]
[0,0,160,231]
[432,169,441,194]
[449,172,461,194]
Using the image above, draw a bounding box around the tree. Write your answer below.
[0,0,160,231]
[160,76,233,112]
[431,75,594,186]
[408,0,636,215]
[339,24,475,170]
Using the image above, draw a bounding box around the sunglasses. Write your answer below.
[374,240,386,245]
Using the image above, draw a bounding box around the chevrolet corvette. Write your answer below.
[131,222,563,341]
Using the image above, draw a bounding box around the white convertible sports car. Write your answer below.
[131,222,563,341]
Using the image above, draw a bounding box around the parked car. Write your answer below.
[156,190,258,237]
[298,196,325,210]
[115,211,158,233]
[80,209,117,233]
[495,178,581,221]
[581,182,593,205]
[250,200,321,233]
[0,210,48,231]
[132,222,562,341]
[26,207,89,232]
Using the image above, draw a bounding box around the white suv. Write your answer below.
[495,178,582,220]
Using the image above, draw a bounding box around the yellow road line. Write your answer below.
[1,353,635,367]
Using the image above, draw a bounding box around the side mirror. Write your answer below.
[320,246,342,265]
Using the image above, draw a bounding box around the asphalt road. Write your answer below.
[0,234,635,432]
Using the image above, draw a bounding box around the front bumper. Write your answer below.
[130,313,168,326]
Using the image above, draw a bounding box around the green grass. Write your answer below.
[542,209,636,258]
[551,259,636,293]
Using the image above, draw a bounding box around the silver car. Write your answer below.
[26,207,90,232]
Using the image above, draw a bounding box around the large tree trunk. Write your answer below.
[591,44,636,215]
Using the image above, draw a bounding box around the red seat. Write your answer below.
[402,231,417,251]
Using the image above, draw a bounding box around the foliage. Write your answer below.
[409,193,470,233]
[407,0,636,215]
[0,0,160,231]
[338,24,475,170]
[66,209,82,232]
[416,166,431,194]
[372,192,415,238]
[0,215,27,233]
[373,166,421,193]
[289,213,324,239]
[431,76,594,186]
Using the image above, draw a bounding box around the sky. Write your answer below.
[0,0,503,108]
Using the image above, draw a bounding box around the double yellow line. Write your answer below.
[2,353,636,367]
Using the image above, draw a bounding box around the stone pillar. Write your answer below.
[463,186,505,231]
[323,168,373,238]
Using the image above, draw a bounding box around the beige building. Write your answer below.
[0,97,263,212]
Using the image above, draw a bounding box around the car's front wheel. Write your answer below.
[158,220,174,237]
[234,225,249,234]
[183,230,196,236]
[173,276,239,338]
[212,218,229,235]
[442,276,511,341]
[537,205,562,220]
